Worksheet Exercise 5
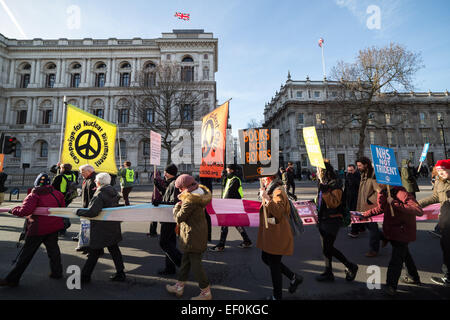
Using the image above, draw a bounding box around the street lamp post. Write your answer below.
[321,119,327,159]
[439,118,448,159]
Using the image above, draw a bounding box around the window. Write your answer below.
[95,73,105,87]
[301,154,308,167]
[20,74,30,88]
[420,112,426,125]
[14,142,21,158]
[118,109,129,124]
[181,66,194,82]
[203,67,209,80]
[71,73,81,88]
[422,131,429,144]
[385,113,391,125]
[143,140,150,156]
[145,108,154,123]
[182,56,194,63]
[17,110,27,124]
[40,141,48,158]
[369,132,375,144]
[182,105,193,121]
[353,132,359,145]
[117,140,127,158]
[314,91,320,98]
[296,91,303,98]
[144,63,156,87]
[368,112,375,125]
[404,131,412,144]
[94,109,104,119]
[298,113,304,124]
[120,73,130,87]
[166,54,171,60]
[387,131,393,145]
[73,63,81,69]
[43,110,53,124]
[203,91,209,99]
[203,54,208,60]
[121,62,131,69]
[96,63,106,69]
[315,114,322,125]
[331,91,337,97]
[46,74,56,88]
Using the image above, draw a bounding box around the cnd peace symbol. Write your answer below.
[75,130,102,160]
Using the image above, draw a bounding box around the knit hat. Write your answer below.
[175,174,199,192]
[165,163,178,176]
[226,164,239,171]
[435,159,450,170]
[34,173,51,187]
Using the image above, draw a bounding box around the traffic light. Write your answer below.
[3,136,17,154]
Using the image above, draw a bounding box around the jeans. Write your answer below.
[121,187,133,206]
[319,223,351,271]
[367,222,384,252]
[261,251,295,300]
[218,226,251,247]
[6,232,62,284]
[178,252,209,289]
[159,222,182,272]
[386,240,419,289]
[82,244,124,279]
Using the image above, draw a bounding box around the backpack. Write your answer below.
[288,200,304,236]
[62,175,78,203]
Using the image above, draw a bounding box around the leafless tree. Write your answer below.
[126,61,203,164]
[330,42,424,158]
[246,118,264,129]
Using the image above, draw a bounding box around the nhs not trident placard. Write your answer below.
[370,145,402,186]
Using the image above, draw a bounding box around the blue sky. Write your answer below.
[1,0,449,132]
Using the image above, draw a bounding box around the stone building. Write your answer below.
[263,74,449,176]
[0,29,218,184]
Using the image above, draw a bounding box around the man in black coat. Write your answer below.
[153,163,182,276]
[344,164,364,238]
[76,172,125,283]
[0,171,7,205]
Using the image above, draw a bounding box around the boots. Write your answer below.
[166,282,185,298]
[191,285,212,300]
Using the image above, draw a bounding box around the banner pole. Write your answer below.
[387,185,395,217]
[117,125,122,165]
[58,96,67,163]
[417,162,423,173]
[260,178,269,229]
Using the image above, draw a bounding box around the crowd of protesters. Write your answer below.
[1,156,449,299]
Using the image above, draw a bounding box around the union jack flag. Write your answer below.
[175,12,190,21]
[318,38,324,47]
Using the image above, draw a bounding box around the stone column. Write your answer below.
[111,60,116,86]
[34,59,41,86]
[31,97,38,125]
[26,98,33,125]
[107,58,112,85]
[4,97,11,124]
[86,59,92,87]
[9,59,15,87]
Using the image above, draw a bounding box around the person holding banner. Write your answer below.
[166,175,212,300]
[401,159,420,199]
[257,175,303,300]
[418,159,450,286]
[316,161,358,283]
[210,164,252,251]
[361,184,423,296]
[356,157,384,257]
[76,173,126,283]
[118,161,135,206]
[154,164,182,276]
[0,173,65,287]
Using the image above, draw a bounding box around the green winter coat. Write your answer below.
[173,184,212,253]
[401,159,420,193]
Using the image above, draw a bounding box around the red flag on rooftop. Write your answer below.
[175,12,190,21]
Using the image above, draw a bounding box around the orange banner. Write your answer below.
[0,154,4,172]
[200,101,229,178]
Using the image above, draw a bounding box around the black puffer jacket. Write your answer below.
[155,176,180,205]
[77,185,122,249]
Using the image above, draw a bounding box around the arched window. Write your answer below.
[144,62,156,87]
[19,63,32,88]
[14,141,22,159]
[70,62,82,88]
[94,62,106,87]
[181,56,194,82]
[40,141,48,158]
[202,66,209,80]
[120,61,131,87]
[116,139,127,158]
[44,62,57,88]
[182,56,194,63]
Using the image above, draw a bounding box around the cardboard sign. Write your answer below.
[240,128,278,179]
[0,154,4,172]
[419,143,430,163]
[150,130,161,166]
[370,145,402,186]
[302,127,325,169]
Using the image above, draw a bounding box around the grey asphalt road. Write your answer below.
[0,179,449,300]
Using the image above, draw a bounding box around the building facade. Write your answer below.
[0,29,218,184]
[264,74,450,175]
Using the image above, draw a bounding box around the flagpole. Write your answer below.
[117,124,122,165]
[58,96,67,163]
[321,44,326,79]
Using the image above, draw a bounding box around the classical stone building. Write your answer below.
[263,74,449,175]
[0,29,218,184]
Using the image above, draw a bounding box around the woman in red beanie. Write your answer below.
[419,159,450,286]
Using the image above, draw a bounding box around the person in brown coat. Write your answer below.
[257,175,302,300]
[166,174,213,300]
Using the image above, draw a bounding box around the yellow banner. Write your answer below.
[61,104,118,174]
[303,126,325,169]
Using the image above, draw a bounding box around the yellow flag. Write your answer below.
[61,104,118,174]
[303,126,325,169]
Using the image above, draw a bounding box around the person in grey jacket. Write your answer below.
[76,172,125,283]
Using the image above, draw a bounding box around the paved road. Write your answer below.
[0,180,449,300]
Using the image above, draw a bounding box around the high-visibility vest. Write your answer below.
[222,176,243,199]
[121,168,135,184]
[60,173,76,194]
